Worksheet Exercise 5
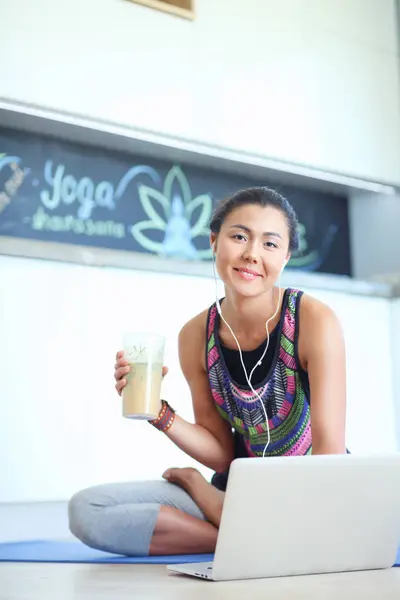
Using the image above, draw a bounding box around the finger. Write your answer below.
[115,366,130,381]
[114,360,129,371]
[114,366,130,382]
[115,350,124,361]
[115,379,126,395]
[162,366,169,378]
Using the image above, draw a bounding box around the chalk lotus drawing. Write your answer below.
[130,166,213,260]
[129,165,338,268]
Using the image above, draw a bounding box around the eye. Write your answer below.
[232,234,247,242]
[264,241,278,249]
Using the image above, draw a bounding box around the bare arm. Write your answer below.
[299,296,347,454]
[163,316,234,473]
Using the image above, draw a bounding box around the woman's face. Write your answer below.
[211,204,291,297]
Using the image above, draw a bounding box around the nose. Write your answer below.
[242,248,259,264]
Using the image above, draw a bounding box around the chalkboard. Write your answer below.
[0,127,351,275]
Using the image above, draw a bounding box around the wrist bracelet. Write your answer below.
[150,400,176,433]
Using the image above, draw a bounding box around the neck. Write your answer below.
[221,287,282,336]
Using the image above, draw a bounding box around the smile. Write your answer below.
[234,268,262,280]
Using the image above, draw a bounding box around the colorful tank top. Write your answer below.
[206,288,312,457]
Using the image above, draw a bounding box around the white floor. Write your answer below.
[2,562,400,600]
[1,503,400,599]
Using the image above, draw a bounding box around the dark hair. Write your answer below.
[210,186,299,252]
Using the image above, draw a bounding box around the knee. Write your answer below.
[68,488,98,545]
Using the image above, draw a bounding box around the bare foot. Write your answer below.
[163,467,225,528]
[162,467,200,492]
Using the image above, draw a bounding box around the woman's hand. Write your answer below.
[113,351,168,396]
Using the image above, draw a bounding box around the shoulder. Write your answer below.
[178,307,210,344]
[297,292,342,330]
[178,305,212,373]
[295,291,345,368]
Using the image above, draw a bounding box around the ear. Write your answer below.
[281,254,291,273]
[210,233,217,253]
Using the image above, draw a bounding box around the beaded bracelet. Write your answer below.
[149,400,176,433]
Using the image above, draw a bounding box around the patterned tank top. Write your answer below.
[206,288,312,457]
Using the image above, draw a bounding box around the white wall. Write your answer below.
[392,298,400,446]
[0,501,72,542]
[1,0,399,184]
[349,192,400,281]
[0,255,397,504]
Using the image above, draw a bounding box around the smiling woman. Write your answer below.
[126,0,195,20]
[68,186,347,558]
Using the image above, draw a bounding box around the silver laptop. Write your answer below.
[168,453,400,581]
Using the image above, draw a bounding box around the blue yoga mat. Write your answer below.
[0,539,399,566]
[0,539,214,564]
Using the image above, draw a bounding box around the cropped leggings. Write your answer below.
[68,479,206,556]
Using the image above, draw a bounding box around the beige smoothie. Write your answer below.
[122,361,163,419]
[121,332,165,420]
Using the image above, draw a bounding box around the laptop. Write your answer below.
[168,453,400,581]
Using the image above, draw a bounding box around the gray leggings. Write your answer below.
[68,480,206,556]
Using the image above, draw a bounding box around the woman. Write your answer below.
[68,187,347,557]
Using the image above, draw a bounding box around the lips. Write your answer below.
[234,268,262,280]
